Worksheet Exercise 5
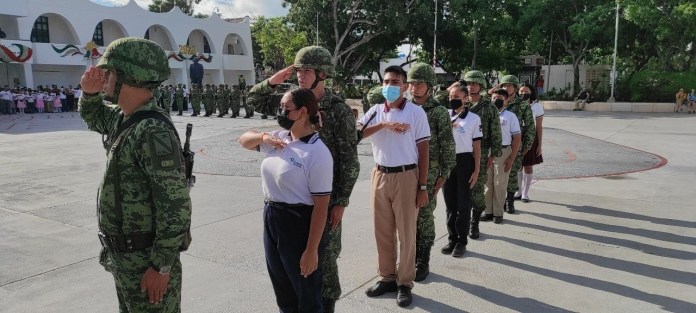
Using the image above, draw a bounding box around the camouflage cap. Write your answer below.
[97,37,170,84]
[500,75,520,87]
[407,63,436,86]
[367,85,385,104]
[293,46,334,77]
[463,70,487,88]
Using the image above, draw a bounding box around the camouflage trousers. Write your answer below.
[230,98,240,115]
[506,152,524,193]
[472,154,490,212]
[244,100,254,115]
[416,169,440,252]
[175,99,184,113]
[203,100,214,115]
[112,259,182,313]
[218,101,230,115]
[191,98,201,114]
[321,221,342,300]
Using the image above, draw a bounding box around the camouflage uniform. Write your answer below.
[249,46,359,310]
[216,85,228,117]
[464,71,502,238]
[190,84,201,116]
[433,86,451,109]
[230,85,241,118]
[79,38,191,313]
[361,85,383,114]
[499,76,535,211]
[242,87,253,118]
[407,63,456,282]
[167,87,175,111]
[174,85,184,115]
[203,85,215,116]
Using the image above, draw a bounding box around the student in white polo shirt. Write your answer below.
[484,88,521,224]
[441,82,481,258]
[239,88,333,313]
[358,65,430,308]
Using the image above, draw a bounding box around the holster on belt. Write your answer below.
[98,232,155,253]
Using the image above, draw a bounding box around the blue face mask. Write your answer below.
[382,85,402,103]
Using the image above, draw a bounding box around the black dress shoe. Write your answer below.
[452,243,466,258]
[396,285,413,307]
[481,213,494,221]
[521,198,530,203]
[365,281,398,297]
[441,241,456,254]
[494,216,503,224]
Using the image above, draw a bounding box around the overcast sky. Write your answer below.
[92,0,289,18]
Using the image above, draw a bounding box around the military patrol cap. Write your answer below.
[407,63,436,86]
[97,37,170,86]
[463,70,487,88]
[367,85,385,104]
[500,75,520,87]
[293,46,335,77]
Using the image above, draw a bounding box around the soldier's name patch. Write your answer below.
[161,160,175,167]
[152,131,174,156]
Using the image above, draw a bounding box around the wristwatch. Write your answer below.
[151,264,171,275]
[418,184,427,191]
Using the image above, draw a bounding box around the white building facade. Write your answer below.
[0,0,254,88]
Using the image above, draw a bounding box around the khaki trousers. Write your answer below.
[371,167,418,288]
[485,146,513,217]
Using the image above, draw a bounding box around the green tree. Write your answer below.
[251,17,308,72]
[148,0,202,16]
[283,0,409,83]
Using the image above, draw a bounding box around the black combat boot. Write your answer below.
[414,248,430,282]
[323,297,336,313]
[261,114,268,119]
[506,191,516,214]
[470,210,482,239]
[190,112,198,116]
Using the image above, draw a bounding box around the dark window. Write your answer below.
[203,36,211,53]
[92,22,104,46]
[30,16,50,43]
[144,29,150,40]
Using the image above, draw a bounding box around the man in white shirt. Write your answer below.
[358,65,430,308]
[1,87,14,114]
[485,89,521,223]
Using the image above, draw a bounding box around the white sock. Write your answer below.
[522,173,533,199]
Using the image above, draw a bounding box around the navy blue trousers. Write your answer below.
[443,153,475,245]
[264,202,324,313]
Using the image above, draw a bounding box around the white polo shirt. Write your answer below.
[0,91,13,101]
[359,100,431,167]
[530,100,544,119]
[499,109,521,146]
[448,109,483,154]
[259,130,333,205]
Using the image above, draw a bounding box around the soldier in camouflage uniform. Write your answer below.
[406,63,456,282]
[433,85,451,109]
[498,75,535,214]
[167,85,175,112]
[248,46,359,313]
[189,83,201,116]
[242,86,254,118]
[174,84,184,116]
[463,70,502,238]
[202,84,214,116]
[229,85,241,118]
[78,37,191,313]
[361,84,383,114]
[216,84,227,117]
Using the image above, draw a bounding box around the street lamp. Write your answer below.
[608,1,620,102]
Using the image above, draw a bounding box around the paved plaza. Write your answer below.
[1,108,695,312]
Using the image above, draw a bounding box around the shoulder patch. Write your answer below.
[146,129,182,170]
[152,131,175,156]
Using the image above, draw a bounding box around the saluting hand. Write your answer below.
[269,66,294,86]
[80,66,105,94]
[261,133,287,150]
[382,122,410,134]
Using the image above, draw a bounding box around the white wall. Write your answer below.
[46,14,78,44]
[31,64,84,88]
[0,16,21,40]
[100,19,128,46]
[0,63,26,87]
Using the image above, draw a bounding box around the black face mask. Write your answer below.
[520,93,531,101]
[494,99,505,109]
[450,99,464,111]
[277,109,297,130]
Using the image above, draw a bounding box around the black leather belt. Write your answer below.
[98,232,155,252]
[266,201,313,209]
[376,163,417,173]
[502,145,511,148]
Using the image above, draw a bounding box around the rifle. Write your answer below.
[183,123,196,189]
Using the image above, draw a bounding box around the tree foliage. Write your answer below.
[148,0,202,16]
[251,17,309,72]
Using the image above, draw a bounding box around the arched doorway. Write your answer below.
[30,13,79,44]
[222,33,246,55]
[144,24,175,51]
[92,19,128,47]
[186,30,214,54]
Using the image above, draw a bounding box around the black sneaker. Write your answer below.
[481,213,494,221]
[396,285,413,307]
[441,241,456,254]
[494,216,503,224]
[452,243,466,258]
[365,281,398,297]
